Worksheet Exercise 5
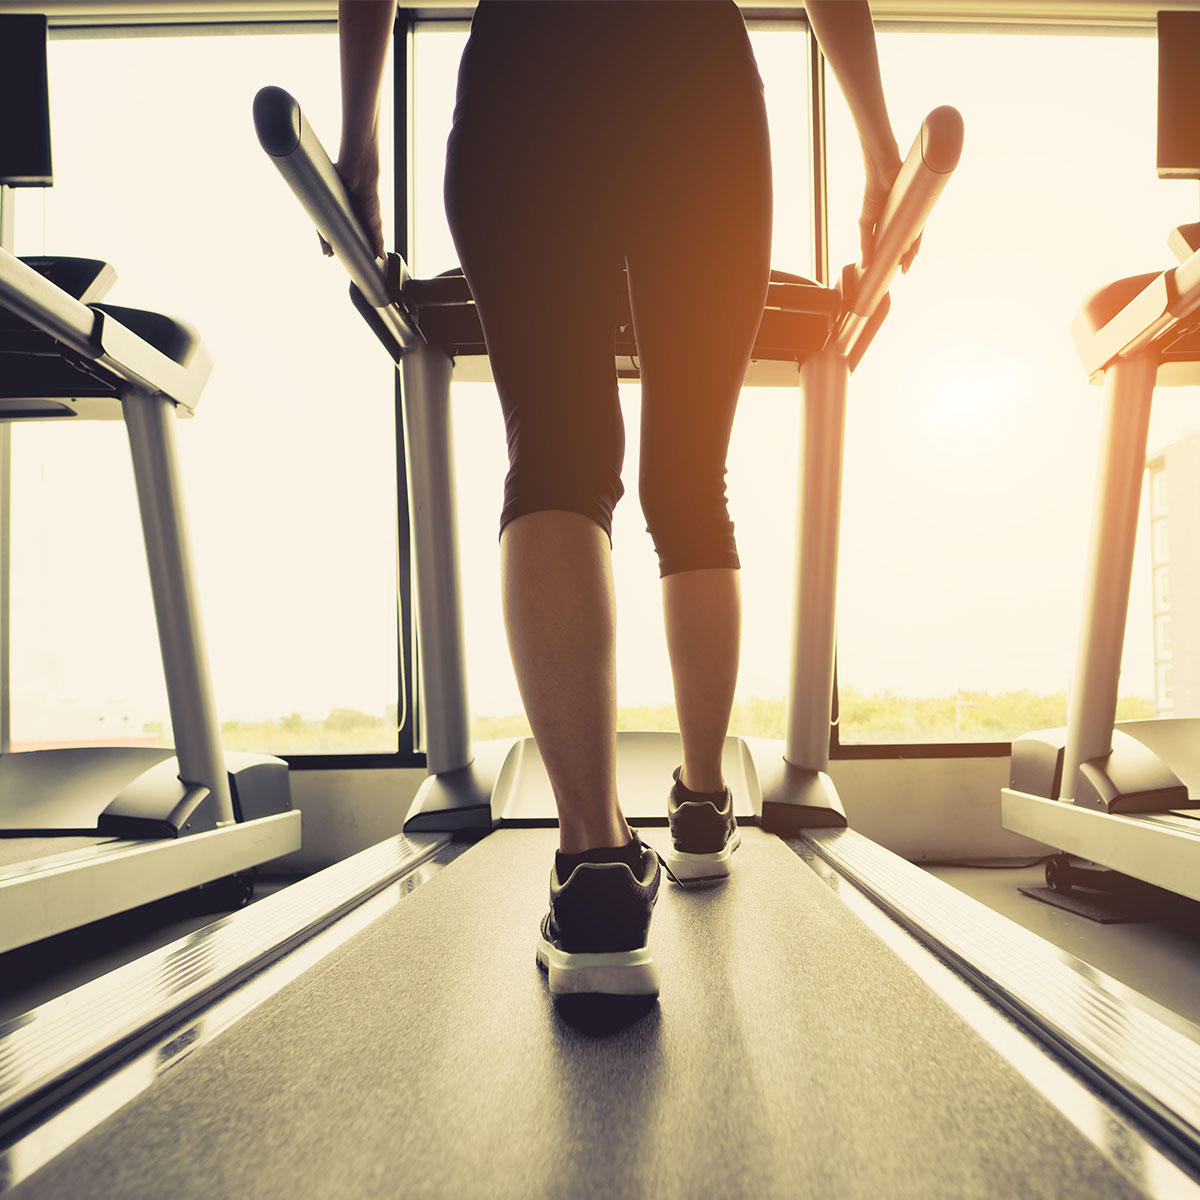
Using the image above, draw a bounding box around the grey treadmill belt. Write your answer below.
[13,829,1147,1199]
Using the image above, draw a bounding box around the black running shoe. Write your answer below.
[536,833,661,998]
[665,766,741,882]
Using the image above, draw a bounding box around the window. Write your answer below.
[826,27,1192,743]
[413,21,812,742]
[10,27,400,755]
[412,17,1194,751]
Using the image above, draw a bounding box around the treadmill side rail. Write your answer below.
[1002,787,1200,905]
[0,811,302,956]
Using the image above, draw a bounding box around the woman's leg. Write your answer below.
[662,568,741,794]
[501,510,628,853]
[628,62,772,800]
[445,22,631,854]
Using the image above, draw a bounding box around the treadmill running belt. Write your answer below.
[12,829,1147,1198]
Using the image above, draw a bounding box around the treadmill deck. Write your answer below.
[7,828,1153,1199]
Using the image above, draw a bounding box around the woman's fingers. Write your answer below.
[317,159,385,260]
[900,230,922,274]
[859,157,922,275]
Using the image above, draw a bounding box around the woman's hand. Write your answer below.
[318,153,385,260]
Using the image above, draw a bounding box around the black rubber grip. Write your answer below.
[253,85,302,157]
[920,105,965,175]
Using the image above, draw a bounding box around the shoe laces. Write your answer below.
[627,828,695,891]
[637,835,691,891]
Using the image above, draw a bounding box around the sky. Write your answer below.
[8,16,1199,745]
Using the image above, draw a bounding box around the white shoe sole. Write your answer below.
[664,828,742,881]
[536,938,661,997]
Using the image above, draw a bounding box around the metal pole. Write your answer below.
[393,7,416,755]
[399,341,472,775]
[0,185,13,756]
[785,346,850,771]
[1060,354,1158,802]
[807,24,829,286]
[123,386,234,825]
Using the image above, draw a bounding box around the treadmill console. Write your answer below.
[1157,11,1200,182]
[19,256,118,304]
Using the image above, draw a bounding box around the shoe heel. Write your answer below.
[665,829,742,882]
[538,941,661,997]
[549,957,661,997]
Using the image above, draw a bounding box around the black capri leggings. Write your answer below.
[444,0,773,577]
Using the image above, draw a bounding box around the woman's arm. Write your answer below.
[327,0,396,258]
[804,0,918,270]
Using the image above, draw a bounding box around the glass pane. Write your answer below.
[10,28,400,754]
[413,21,811,741]
[1156,614,1171,657]
[1151,466,1169,516]
[1152,518,1169,564]
[825,28,1195,742]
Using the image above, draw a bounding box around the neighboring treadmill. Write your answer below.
[0,18,298,956]
[0,251,300,955]
[252,83,963,837]
[1003,11,1200,905]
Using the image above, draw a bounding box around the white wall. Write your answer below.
[271,751,1050,872]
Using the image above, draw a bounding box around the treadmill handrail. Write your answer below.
[832,105,964,363]
[253,84,419,352]
[0,248,212,413]
[1073,244,1200,380]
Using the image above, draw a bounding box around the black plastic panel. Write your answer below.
[1158,11,1200,180]
[0,15,52,187]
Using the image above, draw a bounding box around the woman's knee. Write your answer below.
[640,473,739,577]
[502,462,624,546]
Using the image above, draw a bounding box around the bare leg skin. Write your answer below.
[662,567,741,793]
[501,510,630,854]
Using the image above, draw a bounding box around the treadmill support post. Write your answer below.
[122,385,234,826]
[0,185,11,757]
[400,340,472,775]
[786,346,849,772]
[759,346,849,833]
[1060,354,1158,803]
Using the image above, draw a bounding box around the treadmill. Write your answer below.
[1003,11,1200,907]
[3,66,1200,1200]
[0,17,298,957]
[251,84,965,841]
[0,250,300,954]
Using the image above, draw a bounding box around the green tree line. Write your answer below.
[148,690,1160,754]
